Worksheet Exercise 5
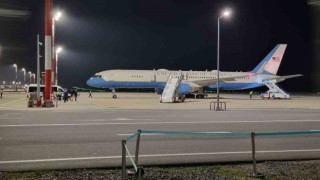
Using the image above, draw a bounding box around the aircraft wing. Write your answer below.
[269,74,303,82]
[187,74,256,87]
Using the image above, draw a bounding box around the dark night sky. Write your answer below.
[0,0,314,91]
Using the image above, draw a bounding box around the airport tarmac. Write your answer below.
[0,92,320,171]
[0,92,320,110]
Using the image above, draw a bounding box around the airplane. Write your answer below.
[86,44,302,98]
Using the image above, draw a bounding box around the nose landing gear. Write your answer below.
[112,89,117,99]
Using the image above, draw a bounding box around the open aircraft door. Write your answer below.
[182,73,188,80]
[152,69,156,82]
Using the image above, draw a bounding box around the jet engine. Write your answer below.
[179,83,190,95]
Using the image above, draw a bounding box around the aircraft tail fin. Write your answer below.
[252,44,287,75]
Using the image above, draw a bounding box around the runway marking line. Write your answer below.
[74,118,155,122]
[132,116,167,118]
[0,118,23,120]
[117,131,231,136]
[47,109,116,113]
[74,119,108,122]
[1,119,320,127]
[112,118,154,121]
[0,149,320,164]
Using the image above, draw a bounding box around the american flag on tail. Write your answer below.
[272,57,281,62]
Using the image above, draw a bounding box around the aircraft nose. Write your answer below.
[86,77,106,87]
[86,78,95,87]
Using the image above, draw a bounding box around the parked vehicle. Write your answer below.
[26,84,64,99]
[260,91,290,99]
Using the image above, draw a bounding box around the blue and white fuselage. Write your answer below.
[88,69,271,90]
[87,44,301,94]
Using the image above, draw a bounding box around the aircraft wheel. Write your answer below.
[272,95,275,99]
[112,95,117,99]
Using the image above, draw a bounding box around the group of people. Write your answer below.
[52,89,96,102]
[0,88,96,101]
[62,89,79,103]
[62,90,95,102]
[62,90,96,101]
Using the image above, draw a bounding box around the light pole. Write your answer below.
[28,71,32,84]
[37,34,42,106]
[13,64,17,82]
[32,73,36,84]
[216,9,230,111]
[22,68,26,84]
[13,64,17,91]
[55,47,62,85]
[52,11,62,85]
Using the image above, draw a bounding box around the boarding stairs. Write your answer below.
[160,75,182,103]
[263,80,289,97]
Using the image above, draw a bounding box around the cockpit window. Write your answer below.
[93,75,102,78]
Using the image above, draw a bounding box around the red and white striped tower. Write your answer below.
[52,15,55,85]
[44,0,53,107]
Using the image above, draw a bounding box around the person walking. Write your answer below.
[0,88,3,99]
[68,89,73,101]
[249,91,253,99]
[63,90,68,103]
[88,91,92,98]
[74,90,78,101]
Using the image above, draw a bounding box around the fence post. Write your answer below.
[122,140,127,179]
[135,129,141,166]
[251,132,257,176]
[137,166,144,180]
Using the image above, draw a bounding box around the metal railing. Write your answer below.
[121,130,320,179]
[122,130,143,179]
[210,101,226,111]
